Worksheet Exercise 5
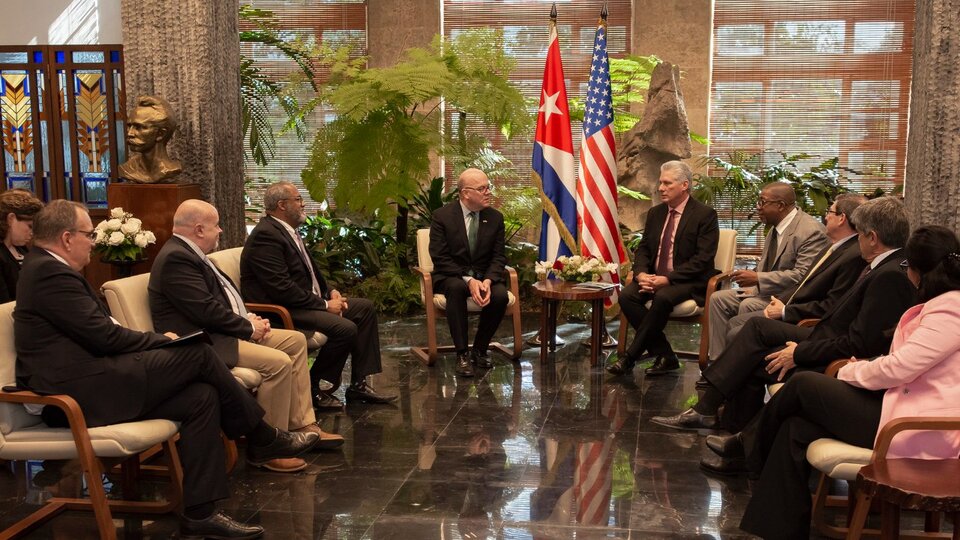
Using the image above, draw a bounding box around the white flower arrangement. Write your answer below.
[535,255,620,283]
[94,207,157,261]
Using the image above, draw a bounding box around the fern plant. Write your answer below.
[300,29,531,217]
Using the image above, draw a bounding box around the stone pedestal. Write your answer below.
[107,182,202,276]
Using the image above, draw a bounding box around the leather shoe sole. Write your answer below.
[644,356,681,376]
[295,423,345,450]
[247,429,319,465]
[345,387,397,404]
[650,409,716,431]
[705,433,744,459]
[699,455,749,477]
[180,511,264,540]
[250,457,308,473]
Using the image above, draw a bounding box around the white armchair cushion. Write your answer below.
[1,418,179,460]
[806,437,873,480]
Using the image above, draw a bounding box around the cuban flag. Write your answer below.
[577,17,626,304]
[533,18,577,263]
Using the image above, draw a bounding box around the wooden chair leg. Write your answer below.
[697,313,710,371]
[509,304,523,360]
[846,490,873,540]
[617,312,628,356]
[880,500,900,539]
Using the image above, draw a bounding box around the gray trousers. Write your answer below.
[707,289,769,360]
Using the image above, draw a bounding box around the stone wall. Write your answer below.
[904,0,960,231]
[120,0,245,247]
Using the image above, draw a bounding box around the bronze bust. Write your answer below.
[118,96,182,184]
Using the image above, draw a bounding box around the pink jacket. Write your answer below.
[838,290,960,459]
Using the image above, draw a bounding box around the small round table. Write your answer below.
[533,280,615,366]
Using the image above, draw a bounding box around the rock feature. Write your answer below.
[617,62,691,230]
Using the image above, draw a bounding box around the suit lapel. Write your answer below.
[265,216,313,275]
[673,200,695,245]
[823,248,902,323]
[772,211,803,268]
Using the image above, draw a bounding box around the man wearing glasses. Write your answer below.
[428,168,508,377]
[241,181,396,408]
[706,182,829,361]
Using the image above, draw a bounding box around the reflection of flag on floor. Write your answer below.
[533,14,577,263]
[574,436,615,525]
[577,17,625,304]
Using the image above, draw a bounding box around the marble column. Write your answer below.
[904,0,960,231]
[120,0,245,247]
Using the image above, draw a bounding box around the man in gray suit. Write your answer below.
[707,183,829,360]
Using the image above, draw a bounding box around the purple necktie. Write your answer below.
[656,209,677,276]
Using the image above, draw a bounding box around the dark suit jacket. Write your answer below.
[14,249,169,426]
[632,196,719,298]
[795,248,918,368]
[0,245,27,303]
[780,235,867,323]
[429,201,506,288]
[149,236,249,368]
[241,215,330,312]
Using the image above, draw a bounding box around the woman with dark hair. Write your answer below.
[0,189,43,303]
[734,225,960,539]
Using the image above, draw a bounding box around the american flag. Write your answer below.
[577,20,625,304]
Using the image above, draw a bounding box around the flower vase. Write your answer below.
[102,256,146,279]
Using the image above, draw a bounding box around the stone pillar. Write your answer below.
[120,0,245,247]
[904,0,960,231]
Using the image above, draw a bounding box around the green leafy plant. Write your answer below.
[569,54,660,134]
[301,29,531,219]
[692,150,855,230]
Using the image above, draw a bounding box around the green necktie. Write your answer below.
[467,211,478,256]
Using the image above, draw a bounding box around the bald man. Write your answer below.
[149,200,343,473]
[706,182,829,362]
[428,168,508,377]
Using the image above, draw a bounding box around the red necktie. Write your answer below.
[656,209,677,276]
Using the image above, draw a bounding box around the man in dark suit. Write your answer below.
[429,168,509,377]
[721,193,868,342]
[241,181,395,405]
[651,197,917,447]
[14,200,319,539]
[150,200,344,473]
[607,161,720,377]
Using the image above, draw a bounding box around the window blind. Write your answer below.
[710,0,914,251]
[240,0,367,220]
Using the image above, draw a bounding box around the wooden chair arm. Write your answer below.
[824,359,850,378]
[244,303,294,329]
[413,266,434,305]
[504,266,520,296]
[707,270,736,293]
[871,417,960,462]
[0,389,95,448]
[797,318,820,328]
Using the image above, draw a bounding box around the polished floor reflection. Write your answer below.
[2,314,790,538]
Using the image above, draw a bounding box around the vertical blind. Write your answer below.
[711,0,915,250]
[240,0,367,218]
[442,0,633,191]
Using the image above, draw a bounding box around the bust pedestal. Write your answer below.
[106,182,202,276]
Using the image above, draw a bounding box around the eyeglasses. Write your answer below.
[756,198,783,208]
[825,209,843,216]
[72,229,98,240]
[280,196,304,203]
[462,185,493,194]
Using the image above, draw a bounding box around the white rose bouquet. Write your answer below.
[94,207,157,262]
[535,255,620,283]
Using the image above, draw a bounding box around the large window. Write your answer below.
[711,0,914,248]
[442,0,632,189]
[240,0,366,218]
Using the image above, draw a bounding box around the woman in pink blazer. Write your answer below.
[736,225,960,539]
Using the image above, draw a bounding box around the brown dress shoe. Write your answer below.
[254,457,308,473]
[295,423,345,450]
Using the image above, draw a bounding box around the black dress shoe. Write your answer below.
[455,352,474,377]
[705,433,744,459]
[346,380,397,404]
[650,408,716,431]
[471,349,493,369]
[312,391,344,411]
[247,428,319,466]
[644,354,680,376]
[695,375,710,390]
[606,354,636,376]
[699,455,748,477]
[181,511,264,539]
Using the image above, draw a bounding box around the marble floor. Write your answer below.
[1,314,859,539]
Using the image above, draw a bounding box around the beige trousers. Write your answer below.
[237,328,316,430]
